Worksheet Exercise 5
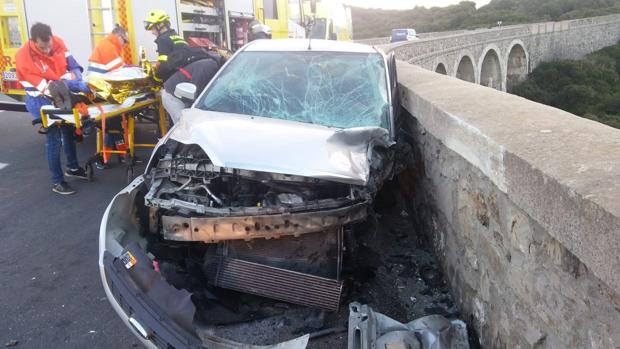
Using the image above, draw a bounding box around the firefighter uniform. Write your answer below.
[153,29,188,82]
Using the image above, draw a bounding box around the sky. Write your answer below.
[344,0,492,10]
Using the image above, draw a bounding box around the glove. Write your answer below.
[64,79,90,93]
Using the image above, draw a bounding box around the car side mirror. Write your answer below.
[174,82,197,102]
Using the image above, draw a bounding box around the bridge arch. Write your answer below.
[435,62,447,75]
[506,40,529,91]
[478,45,504,91]
[454,53,477,83]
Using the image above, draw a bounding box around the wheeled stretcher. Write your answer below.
[39,93,168,182]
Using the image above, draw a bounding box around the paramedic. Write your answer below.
[86,25,129,75]
[86,25,130,168]
[16,22,90,195]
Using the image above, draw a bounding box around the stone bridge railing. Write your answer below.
[396,61,620,349]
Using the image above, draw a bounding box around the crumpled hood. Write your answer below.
[169,109,394,185]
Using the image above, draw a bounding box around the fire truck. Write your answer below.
[0,0,352,96]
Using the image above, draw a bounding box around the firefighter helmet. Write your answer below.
[144,9,170,30]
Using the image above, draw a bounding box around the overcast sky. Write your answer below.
[344,0,492,10]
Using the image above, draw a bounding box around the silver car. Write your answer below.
[99,39,400,348]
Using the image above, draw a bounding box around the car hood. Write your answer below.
[169,109,393,185]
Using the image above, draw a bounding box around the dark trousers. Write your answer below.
[26,95,79,184]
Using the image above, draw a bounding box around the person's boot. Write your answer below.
[47,80,73,110]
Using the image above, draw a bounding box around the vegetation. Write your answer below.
[352,0,620,39]
[512,42,620,129]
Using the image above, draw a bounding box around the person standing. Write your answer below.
[16,22,90,195]
[143,9,188,81]
[144,9,224,124]
[86,26,130,168]
[86,25,129,76]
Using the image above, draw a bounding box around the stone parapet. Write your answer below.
[396,62,620,348]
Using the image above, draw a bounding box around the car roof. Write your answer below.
[243,39,381,54]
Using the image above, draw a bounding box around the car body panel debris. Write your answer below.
[347,302,470,349]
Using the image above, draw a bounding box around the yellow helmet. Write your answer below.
[144,9,170,30]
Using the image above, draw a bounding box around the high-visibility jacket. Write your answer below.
[87,34,124,75]
[16,36,82,97]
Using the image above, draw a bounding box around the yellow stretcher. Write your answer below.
[39,94,168,182]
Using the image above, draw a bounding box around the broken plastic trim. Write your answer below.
[102,244,310,349]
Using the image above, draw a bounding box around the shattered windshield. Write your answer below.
[199,51,390,129]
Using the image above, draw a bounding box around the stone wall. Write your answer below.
[396,62,620,348]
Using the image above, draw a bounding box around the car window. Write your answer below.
[392,29,406,40]
[199,51,389,129]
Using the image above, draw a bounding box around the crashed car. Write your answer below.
[99,39,400,348]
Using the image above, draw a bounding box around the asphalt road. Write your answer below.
[0,107,158,348]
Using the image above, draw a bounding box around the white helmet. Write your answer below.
[250,20,272,39]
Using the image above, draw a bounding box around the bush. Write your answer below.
[512,42,620,129]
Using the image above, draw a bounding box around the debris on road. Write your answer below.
[5,340,18,347]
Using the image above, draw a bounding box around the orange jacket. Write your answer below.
[87,34,124,75]
[16,36,77,97]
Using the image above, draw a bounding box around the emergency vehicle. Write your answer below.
[0,0,352,96]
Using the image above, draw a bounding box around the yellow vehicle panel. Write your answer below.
[255,0,292,39]
[0,0,28,93]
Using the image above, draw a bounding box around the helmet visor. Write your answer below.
[144,21,154,30]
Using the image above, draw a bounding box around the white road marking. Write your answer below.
[0,163,9,170]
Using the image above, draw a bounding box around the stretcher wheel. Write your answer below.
[85,161,95,182]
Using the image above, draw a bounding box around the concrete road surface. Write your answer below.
[0,107,160,348]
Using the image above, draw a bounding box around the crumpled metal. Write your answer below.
[85,67,160,104]
[347,302,470,349]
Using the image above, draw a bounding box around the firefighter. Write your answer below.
[144,9,224,124]
[16,22,90,195]
[143,8,188,81]
[86,25,129,76]
[86,25,130,168]
[160,55,223,124]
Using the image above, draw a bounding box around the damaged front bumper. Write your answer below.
[160,202,367,242]
[98,177,310,349]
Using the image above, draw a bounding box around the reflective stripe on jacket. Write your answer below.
[87,34,124,75]
[16,36,82,97]
[155,29,188,62]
